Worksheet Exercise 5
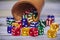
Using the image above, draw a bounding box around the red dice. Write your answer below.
[24,10,30,14]
[11,27,20,36]
[46,18,53,26]
[18,21,22,28]
[29,28,38,37]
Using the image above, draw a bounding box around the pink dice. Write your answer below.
[46,18,53,26]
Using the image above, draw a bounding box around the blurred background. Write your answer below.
[0,0,60,40]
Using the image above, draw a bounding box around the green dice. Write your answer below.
[39,20,46,28]
[7,20,15,25]
[38,25,44,35]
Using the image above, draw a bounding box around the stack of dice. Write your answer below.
[46,15,60,38]
[7,8,59,38]
[38,20,46,35]
[7,17,15,33]
[7,8,46,37]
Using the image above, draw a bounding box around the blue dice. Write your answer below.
[22,18,28,27]
[6,17,15,25]
[6,17,14,21]
[47,15,55,22]
[7,25,12,33]
[51,15,55,22]
[30,22,39,28]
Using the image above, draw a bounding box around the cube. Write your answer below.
[47,29,57,38]
[21,27,30,36]
[21,17,28,27]
[50,23,59,32]
[46,19,53,26]
[38,25,44,35]
[30,22,39,28]
[29,28,38,37]
[12,21,22,28]
[46,15,55,26]
[7,25,12,33]
[39,20,46,28]
[11,27,20,36]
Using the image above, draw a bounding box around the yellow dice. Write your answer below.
[50,23,59,31]
[47,29,57,38]
[27,17,33,23]
[32,15,38,22]
[21,27,30,36]
[12,22,20,28]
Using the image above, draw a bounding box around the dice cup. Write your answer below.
[12,0,44,21]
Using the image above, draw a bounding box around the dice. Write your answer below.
[12,21,22,28]
[46,15,55,26]
[47,29,56,38]
[6,17,15,25]
[33,16,38,22]
[22,16,28,27]
[16,21,22,28]
[12,22,20,28]
[29,28,38,37]
[7,25,12,33]
[30,22,39,28]
[27,13,33,24]
[21,27,30,36]
[24,10,30,14]
[47,23,59,38]
[51,15,55,22]
[11,27,20,36]
[46,18,53,26]
[50,23,59,32]
[39,20,46,28]
[38,25,44,35]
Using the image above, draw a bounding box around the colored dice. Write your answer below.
[50,23,59,32]
[12,22,19,27]
[47,29,56,38]
[46,15,55,26]
[29,28,38,37]
[51,15,55,22]
[24,10,30,14]
[46,18,53,26]
[21,27,30,36]
[11,27,20,36]
[7,25,12,33]
[27,13,33,23]
[39,20,46,28]
[22,15,28,27]
[47,23,59,38]
[6,17,15,25]
[30,22,39,28]
[33,16,38,22]
[12,21,22,28]
[38,25,44,35]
